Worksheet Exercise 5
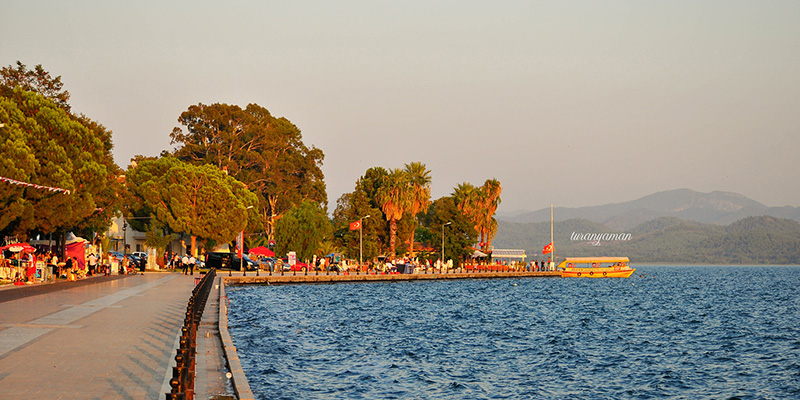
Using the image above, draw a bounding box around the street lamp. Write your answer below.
[235,205,255,277]
[359,215,370,270]
[441,222,451,272]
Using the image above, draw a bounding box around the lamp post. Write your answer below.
[441,222,451,272]
[359,215,370,270]
[239,205,254,276]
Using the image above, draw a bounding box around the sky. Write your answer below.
[3,1,799,214]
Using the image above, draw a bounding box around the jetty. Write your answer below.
[225,270,560,285]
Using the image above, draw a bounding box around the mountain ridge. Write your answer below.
[498,189,799,230]
[492,215,800,265]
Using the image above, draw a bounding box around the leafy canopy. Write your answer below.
[124,157,259,250]
[275,199,332,262]
[0,87,120,238]
[169,102,326,239]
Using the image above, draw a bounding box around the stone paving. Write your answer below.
[0,273,234,399]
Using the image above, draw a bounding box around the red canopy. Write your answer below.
[249,246,275,257]
[0,242,36,253]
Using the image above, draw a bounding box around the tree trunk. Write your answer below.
[267,194,278,241]
[389,219,398,256]
[190,235,196,257]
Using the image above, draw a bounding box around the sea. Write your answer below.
[225,266,800,399]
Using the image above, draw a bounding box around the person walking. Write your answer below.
[182,254,189,275]
[88,253,98,276]
[188,254,196,275]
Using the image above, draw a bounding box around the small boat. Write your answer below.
[557,257,635,278]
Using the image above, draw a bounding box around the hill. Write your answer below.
[500,189,800,230]
[492,216,800,265]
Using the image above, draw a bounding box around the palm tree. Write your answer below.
[477,179,502,251]
[452,182,478,217]
[375,168,412,257]
[404,162,431,256]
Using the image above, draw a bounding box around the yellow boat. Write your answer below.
[557,257,635,278]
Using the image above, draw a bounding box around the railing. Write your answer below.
[166,268,216,400]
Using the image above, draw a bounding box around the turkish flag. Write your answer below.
[542,242,553,254]
[349,220,361,231]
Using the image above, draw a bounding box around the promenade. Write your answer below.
[0,272,233,400]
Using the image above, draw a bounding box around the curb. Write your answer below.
[218,277,256,400]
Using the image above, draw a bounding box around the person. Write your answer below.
[188,254,196,275]
[182,254,190,275]
[88,253,98,276]
[26,253,36,283]
[65,256,73,280]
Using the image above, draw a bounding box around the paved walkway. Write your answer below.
[0,272,234,399]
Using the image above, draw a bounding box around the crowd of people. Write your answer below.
[0,249,142,285]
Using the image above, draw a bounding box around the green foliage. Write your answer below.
[275,200,332,262]
[1,61,71,111]
[170,102,325,238]
[332,191,384,260]
[419,196,478,267]
[0,86,121,237]
[144,221,179,260]
[124,157,259,254]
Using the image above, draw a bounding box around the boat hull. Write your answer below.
[561,267,635,278]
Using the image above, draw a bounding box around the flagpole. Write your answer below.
[359,215,370,269]
[359,217,363,268]
[550,204,554,270]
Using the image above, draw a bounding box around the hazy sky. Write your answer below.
[3,1,799,213]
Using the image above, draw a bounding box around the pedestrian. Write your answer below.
[88,253,98,276]
[65,256,74,280]
[26,253,36,283]
[188,254,196,275]
[182,254,189,275]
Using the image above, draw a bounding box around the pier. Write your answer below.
[224,270,560,285]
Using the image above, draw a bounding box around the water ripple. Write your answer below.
[228,266,800,399]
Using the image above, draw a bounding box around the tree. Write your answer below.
[1,61,71,111]
[124,157,259,256]
[375,168,413,256]
[477,179,502,250]
[169,102,326,241]
[451,179,502,251]
[275,200,332,262]
[332,167,388,260]
[0,87,121,239]
[404,162,432,256]
[421,196,478,267]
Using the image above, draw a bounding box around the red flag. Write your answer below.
[349,220,361,231]
[542,242,553,254]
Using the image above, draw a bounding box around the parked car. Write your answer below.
[254,257,276,271]
[280,257,309,272]
[132,251,148,264]
[205,252,257,271]
[125,254,146,271]
[108,251,124,263]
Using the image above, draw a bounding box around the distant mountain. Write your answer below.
[492,215,800,265]
[500,189,800,230]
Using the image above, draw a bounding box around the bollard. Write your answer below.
[166,269,215,400]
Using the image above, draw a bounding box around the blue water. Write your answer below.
[226,266,800,399]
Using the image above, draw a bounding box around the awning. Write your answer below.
[0,243,35,253]
[249,246,275,257]
[472,250,488,258]
[490,249,527,260]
